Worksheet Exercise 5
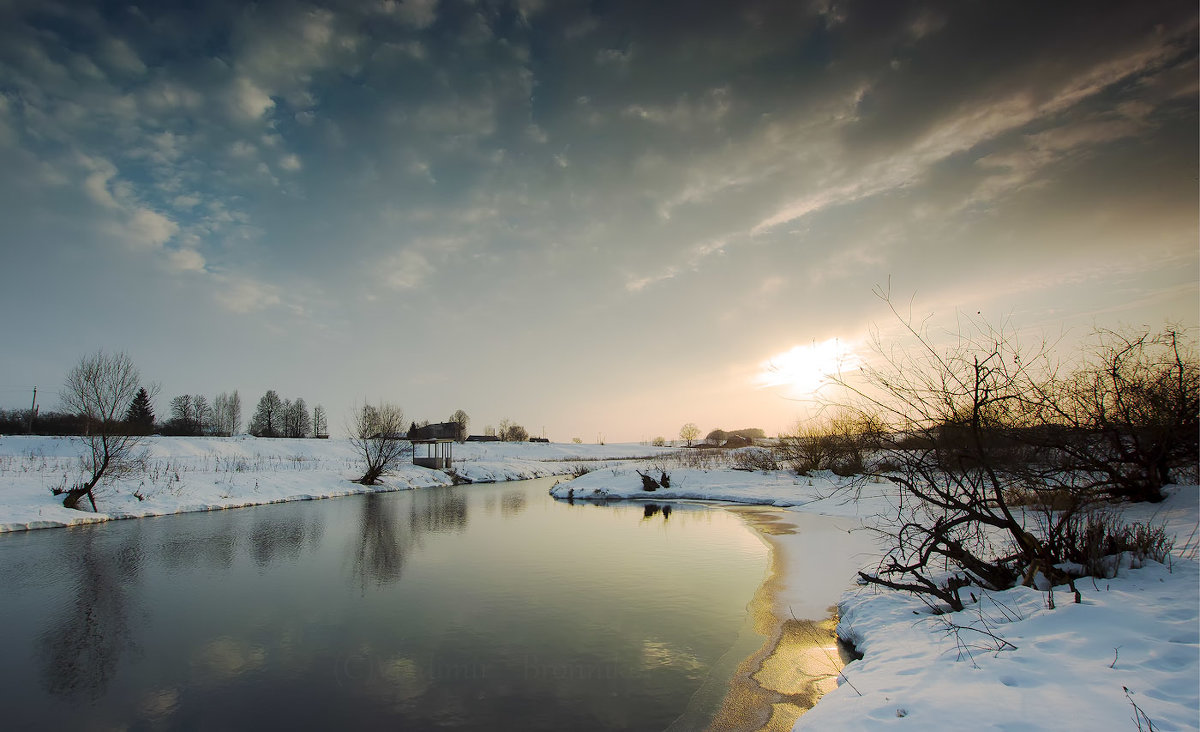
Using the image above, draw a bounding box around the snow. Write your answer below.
[0,435,671,532]
[550,463,1200,731]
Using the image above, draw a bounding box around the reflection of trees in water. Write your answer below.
[159,532,238,571]
[353,493,412,590]
[500,490,526,517]
[39,530,142,701]
[642,504,672,521]
[409,488,469,534]
[249,517,324,567]
[350,488,471,590]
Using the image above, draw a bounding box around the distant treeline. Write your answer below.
[0,409,88,436]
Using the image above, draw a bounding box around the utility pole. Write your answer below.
[27,386,37,434]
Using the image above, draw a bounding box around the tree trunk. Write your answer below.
[63,484,95,511]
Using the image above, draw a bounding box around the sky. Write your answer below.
[0,0,1196,442]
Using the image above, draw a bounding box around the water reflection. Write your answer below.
[4,478,782,731]
[352,493,410,589]
[500,489,527,517]
[642,504,672,521]
[409,487,468,534]
[38,530,143,700]
[250,516,324,567]
[160,530,238,570]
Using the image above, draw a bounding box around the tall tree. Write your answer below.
[193,395,211,436]
[679,423,700,446]
[168,395,195,436]
[248,390,283,437]
[228,390,242,435]
[312,405,327,437]
[124,387,155,435]
[449,409,470,442]
[213,393,230,436]
[60,351,147,511]
[284,398,311,438]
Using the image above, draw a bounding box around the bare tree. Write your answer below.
[679,422,700,446]
[248,390,283,437]
[449,409,470,443]
[167,394,194,435]
[831,292,1087,611]
[193,395,211,436]
[497,418,528,442]
[282,397,311,438]
[1035,327,1198,503]
[228,390,242,435]
[350,402,409,485]
[312,404,328,437]
[213,393,230,436]
[60,351,148,511]
[777,409,882,475]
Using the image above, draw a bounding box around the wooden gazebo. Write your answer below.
[409,422,458,470]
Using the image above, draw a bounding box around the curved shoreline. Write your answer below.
[707,506,849,732]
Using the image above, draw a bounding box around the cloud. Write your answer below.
[377,0,439,29]
[98,37,146,77]
[123,208,180,250]
[214,275,282,313]
[165,248,206,273]
[383,250,434,290]
[230,77,274,120]
[625,267,677,292]
[279,153,302,172]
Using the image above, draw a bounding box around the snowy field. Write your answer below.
[551,464,1200,732]
[0,435,671,532]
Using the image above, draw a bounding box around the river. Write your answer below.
[1,476,788,730]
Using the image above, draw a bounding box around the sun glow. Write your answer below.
[756,339,861,398]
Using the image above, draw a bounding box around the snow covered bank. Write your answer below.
[547,465,892,512]
[0,435,671,532]
[797,483,1199,732]
[549,465,1200,731]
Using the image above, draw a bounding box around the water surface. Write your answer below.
[1,477,770,730]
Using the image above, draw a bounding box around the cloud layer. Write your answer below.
[0,0,1195,439]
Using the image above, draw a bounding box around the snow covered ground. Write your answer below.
[550,463,1200,731]
[0,435,671,532]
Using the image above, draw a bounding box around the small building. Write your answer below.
[412,437,454,469]
[410,422,458,470]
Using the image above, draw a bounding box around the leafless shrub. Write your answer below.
[60,351,149,511]
[1032,327,1198,503]
[730,447,780,471]
[349,402,409,485]
[1054,512,1174,578]
[776,409,883,476]
[832,289,1087,611]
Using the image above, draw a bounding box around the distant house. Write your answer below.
[529,437,550,443]
[408,422,458,441]
[466,434,500,442]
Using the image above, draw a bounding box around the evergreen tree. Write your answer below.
[125,387,155,435]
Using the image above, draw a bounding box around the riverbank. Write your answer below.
[550,465,1200,731]
[0,435,672,532]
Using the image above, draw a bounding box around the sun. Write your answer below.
[756,339,860,398]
